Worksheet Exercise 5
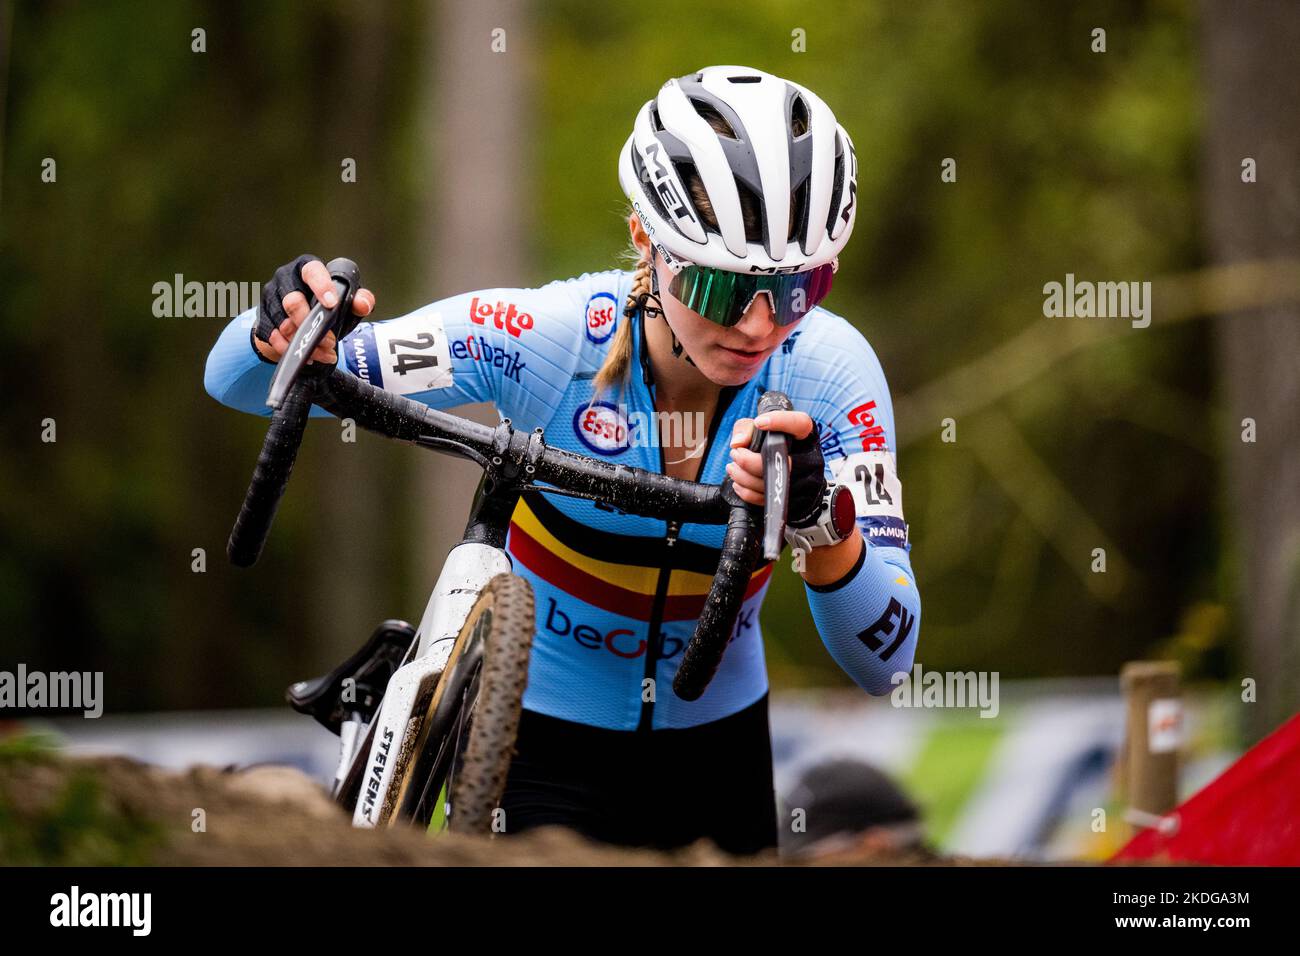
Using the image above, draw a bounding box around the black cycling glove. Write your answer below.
[785,423,830,529]
[253,253,318,360]
[252,253,362,364]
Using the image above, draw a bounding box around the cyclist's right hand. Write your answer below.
[252,253,376,365]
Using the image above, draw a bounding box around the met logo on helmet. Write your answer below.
[585,292,618,344]
[574,401,635,456]
[838,140,858,231]
[642,142,698,227]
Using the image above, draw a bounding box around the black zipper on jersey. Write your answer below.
[636,384,740,733]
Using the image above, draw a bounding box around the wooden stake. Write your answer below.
[1120,661,1182,823]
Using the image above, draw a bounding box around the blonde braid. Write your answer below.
[592,251,653,399]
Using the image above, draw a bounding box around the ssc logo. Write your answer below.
[573,401,634,456]
[585,292,618,345]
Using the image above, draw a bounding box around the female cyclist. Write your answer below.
[204,65,921,856]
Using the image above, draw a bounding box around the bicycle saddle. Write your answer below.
[286,619,416,735]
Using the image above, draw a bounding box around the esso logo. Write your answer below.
[573,401,632,456]
[585,292,618,344]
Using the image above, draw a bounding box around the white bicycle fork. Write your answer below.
[346,541,513,828]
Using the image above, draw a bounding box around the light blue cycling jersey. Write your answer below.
[205,268,920,731]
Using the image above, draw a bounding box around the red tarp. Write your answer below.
[1111,712,1300,865]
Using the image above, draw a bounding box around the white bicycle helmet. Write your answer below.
[619,65,857,274]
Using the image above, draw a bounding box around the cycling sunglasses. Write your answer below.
[652,253,837,328]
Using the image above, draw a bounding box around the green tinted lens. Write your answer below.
[667,266,747,327]
[667,264,835,327]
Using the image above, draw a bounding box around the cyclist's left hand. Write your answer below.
[726,411,827,521]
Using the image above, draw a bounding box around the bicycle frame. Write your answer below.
[348,478,519,828]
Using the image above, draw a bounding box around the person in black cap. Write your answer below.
[780,758,933,861]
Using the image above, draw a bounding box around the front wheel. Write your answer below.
[392,573,534,834]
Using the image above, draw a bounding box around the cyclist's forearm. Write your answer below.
[204,307,336,417]
[804,539,920,695]
[204,308,275,414]
[799,531,863,586]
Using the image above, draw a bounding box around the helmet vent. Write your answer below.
[727,75,761,83]
[650,104,664,132]
[791,95,810,138]
[733,176,766,246]
[791,178,810,243]
[826,139,846,236]
[690,99,738,140]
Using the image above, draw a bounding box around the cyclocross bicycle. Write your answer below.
[225,258,792,835]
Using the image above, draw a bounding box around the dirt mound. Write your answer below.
[1,746,1014,866]
[0,750,762,866]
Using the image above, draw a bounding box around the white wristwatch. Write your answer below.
[785,484,857,553]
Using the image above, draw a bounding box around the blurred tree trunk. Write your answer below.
[411,0,533,586]
[306,2,398,664]
[0,0,11,196]
[1202,0,1300,739]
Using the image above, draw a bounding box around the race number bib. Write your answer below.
[831,451,908,548]
[347,310,454,395]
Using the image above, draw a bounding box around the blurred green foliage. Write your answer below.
[0,735,163,864]
[0,0,1219,711]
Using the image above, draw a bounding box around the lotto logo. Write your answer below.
[585,292,618,344]
[847,400,887,451]
[469,297,534,337]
